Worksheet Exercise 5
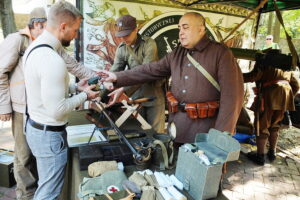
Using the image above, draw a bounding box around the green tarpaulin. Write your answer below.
[173,0,300,13]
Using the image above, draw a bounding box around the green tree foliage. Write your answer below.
[281,9,300,38]
[257,9,300,39]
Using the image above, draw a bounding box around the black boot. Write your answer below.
[267,149,276,161]
[247,152,265,165]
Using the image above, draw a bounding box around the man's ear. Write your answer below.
[60,22,67,32]
[199,25,205,34]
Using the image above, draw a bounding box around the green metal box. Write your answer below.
[175,129,240,200]
[0,150,16,188]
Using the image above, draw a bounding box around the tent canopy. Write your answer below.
[172,0,300,13]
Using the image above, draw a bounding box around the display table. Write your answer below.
[60,110,226,200]
[61,109,158,200]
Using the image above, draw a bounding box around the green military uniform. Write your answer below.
[110,34,165,133]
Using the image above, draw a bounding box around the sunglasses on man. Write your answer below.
[266,38,272,40]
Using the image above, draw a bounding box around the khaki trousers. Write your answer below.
[12,111,37,200]
[255,109,285,154]
[140,104,166,134]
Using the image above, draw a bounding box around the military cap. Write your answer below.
[115,15,137,37]
[29,7,47,20]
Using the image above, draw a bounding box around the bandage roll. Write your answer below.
[170,175,183,190]
[159,187,175,200]
[154,172,168,187]
[167,186,187,200]
[159,172,173,187]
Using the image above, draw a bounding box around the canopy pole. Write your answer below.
[221,0,268,43]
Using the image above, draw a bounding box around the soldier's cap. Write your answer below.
[115,15,136,37]
[29,7,47,20]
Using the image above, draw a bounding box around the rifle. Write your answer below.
[92,101,151,163]
[230,48,297,71]
[255,81,262,137]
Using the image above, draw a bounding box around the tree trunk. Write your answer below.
[267,12,274,35]
[0,0,16,38]
[273,16,280,43]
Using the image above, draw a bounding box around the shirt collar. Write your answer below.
[40,30,63,52]
[191,34,211,52]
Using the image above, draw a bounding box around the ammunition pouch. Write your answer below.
[166,91,178,113]
[185,104,198,119]
[166,92,219,119]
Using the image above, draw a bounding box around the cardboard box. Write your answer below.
[175,129,240,200]
[0,149,16,187]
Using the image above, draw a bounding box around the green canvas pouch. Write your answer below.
[78,170,127,200]
[88,189,135,200]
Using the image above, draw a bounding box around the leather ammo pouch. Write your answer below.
[207,101,219,117]
[196,103,209,118]
[166,91,178,113]
[185,104,198,119]
[189,101,219,119]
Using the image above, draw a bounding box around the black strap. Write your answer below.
[24,44,54,127]
[25,44,53,63]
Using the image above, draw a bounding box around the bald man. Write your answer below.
[100,12,244,144]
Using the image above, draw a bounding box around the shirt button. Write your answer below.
[182,89,186,93]
[184,75,189,80]
[187,63,191,67]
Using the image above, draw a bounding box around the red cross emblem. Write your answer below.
[107,185,119,193]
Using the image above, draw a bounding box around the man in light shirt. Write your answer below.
[23,1,99,199]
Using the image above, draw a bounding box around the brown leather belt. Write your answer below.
[166,91,219,119]
[28,118,66,132]
[263,80,289,88]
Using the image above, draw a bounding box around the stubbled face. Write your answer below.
[178,15,205,49]
[119,28,138,45]
[61,17,81,47]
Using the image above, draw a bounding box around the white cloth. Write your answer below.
[23,30,87,126]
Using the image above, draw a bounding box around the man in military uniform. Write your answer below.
[100,12,244,143]
[244,66,299,165]
[107,15,165,134]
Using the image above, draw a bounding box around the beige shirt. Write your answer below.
[23,30,87,126]
[0,27,95,115]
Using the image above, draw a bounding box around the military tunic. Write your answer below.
[243,67,299,136]
[111,34,165,133]
[114,35,244,143]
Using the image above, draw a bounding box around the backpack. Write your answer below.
[18,34,29,57]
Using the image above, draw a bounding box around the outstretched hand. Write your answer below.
[77,78,89,92]
[97,70,117,83]
[107,87,125,107]
[83,85,100,100]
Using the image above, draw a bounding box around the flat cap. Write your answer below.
[29,7,47,20]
